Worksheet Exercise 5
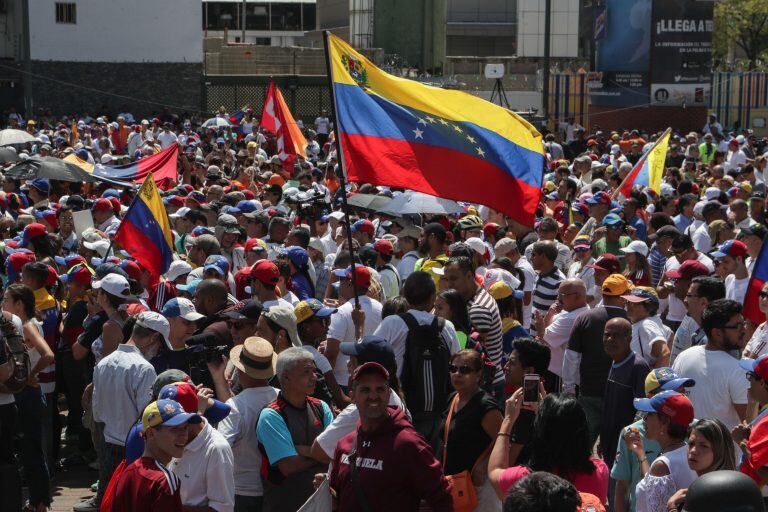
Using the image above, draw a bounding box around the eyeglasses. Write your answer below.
[760,292,768,299]
[722,321,746,330]
[448,364,475,375]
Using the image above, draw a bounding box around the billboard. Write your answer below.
[649,0,714,107]
[592,0,651,107]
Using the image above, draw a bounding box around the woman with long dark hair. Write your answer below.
[488,391,609,502]
[434,289,471,349]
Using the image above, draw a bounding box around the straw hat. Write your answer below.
[229,337,277,379]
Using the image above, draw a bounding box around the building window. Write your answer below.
[55,3,77,24]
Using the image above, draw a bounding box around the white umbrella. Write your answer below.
[346,193,392,211]
[0,129,36,146]
[378,191,466,216]
[202,117,232,128]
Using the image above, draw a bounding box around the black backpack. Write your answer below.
[0,313,30,394]
[399,313,450,421]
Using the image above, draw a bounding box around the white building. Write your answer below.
[203,0,316,46]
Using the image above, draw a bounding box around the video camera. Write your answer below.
[185,332,230,388]
[289,188,331,225]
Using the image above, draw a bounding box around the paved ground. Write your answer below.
[49,463,95,512]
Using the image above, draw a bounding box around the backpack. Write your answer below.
[399,313,451,421]
[0,313,30,394]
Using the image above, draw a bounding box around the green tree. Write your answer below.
[714,0,768,70]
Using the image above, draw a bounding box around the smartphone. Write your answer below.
[523,374,540,405]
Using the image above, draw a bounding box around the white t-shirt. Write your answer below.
[327,295,383,386]
[672,346,748,429]
[631,315,671,367]
[218,386,279,497]
[303,344,333,374]
[691,223,712,254]
[373,309,461,377]
[314,391,407,458]
[515,257,536,329]
[664,253,714,322]
[746,322,768,357]
[544,306,589,377]
[157,130,178,149]
[725,274,749,304]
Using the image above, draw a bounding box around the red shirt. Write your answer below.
[111,457,183,512]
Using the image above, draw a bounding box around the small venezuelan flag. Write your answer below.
[326,33,545,227]
[619,129,671,197]
[114,173,174,277]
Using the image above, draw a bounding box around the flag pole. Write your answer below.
[322,30,360,308]
[103,173,151,260]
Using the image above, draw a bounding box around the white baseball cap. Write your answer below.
[164,260,192,282]
[83,240,111,257]
[92,273,133,299]
[620,240,649,258]
[160,298,205,322]
[135,311,172,349]
[169,207,191,219]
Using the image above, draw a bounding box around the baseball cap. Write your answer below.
[351,219,375,235]
[158,382,199,414]
[702,201,727,216]
[203,255,230,276]
[5,251,35,283]
[250,260,280,286]
[645,367,696,395]
[739,223,768,240]
[54,254,87,270]
[19,223,47,248]
[141,399,199,432]
[152,369,191,397]
[602,274,633,296]
[665,260,710,280]
[333,264,372,289]
[92,273,133,299]
[340,335,397,369]
[585,191,611,205]
[308,237,325,254]
[655,225,681,240]
[711,239,748,259]
[620,240,649,258]
[169,206,191,219]
[373,239,394,256]
[621,286,659,305]
[176,278,202,295]
[59,264,93,287]
[136,311,172,349]
[161,298,205,321]
[633,390,695,426]
[164,260,192,282]
[494,238,517,257]
[91,197,113,212]
[351,361,390,383]
[294,299,337,324]
[262,304,301,347]
[279,246,309,269]
[587,254,621,274]
[740,354,768,381]
[602,213,623,226]
[572,235,591,251]
[29,178,50,195]
[244,238,268,254]
[488,281,524,301]
[483,268,521,291]
[222,299,263,321]
[395,225,422,240]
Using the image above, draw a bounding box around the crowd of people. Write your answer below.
[0,107,767,512]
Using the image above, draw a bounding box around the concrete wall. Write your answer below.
[373,0,445,73]
[517,0,579,57]
[316,0,349,29]
[28,0,202,62]
[28,61,202,116]
[0,0,23,60]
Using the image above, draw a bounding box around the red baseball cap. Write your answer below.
[45,265,59,287]
[250,260,279,286]
[244,238,267,254]
[586,253,621,274]
[483,223,501,239]
[333,264,371,288]
[711,239,748,260]
[158,382,199,414]
[351,219,375,236]
[665,260,710,280]
[634,390,694,426]
[373,239,394,256]
[109,197,121,215]
[91,198,113,213]
[59,264,93,287]
[20,223,47,247]
[741,354,768,381]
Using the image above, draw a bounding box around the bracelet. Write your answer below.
[638,457,647,463]
[497,432,511,438]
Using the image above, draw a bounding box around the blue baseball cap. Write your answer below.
[585,191,611,205]
[279,246,309,269]
[294,299,337,324]
[216,137,226,144]
[54,254,87,269]
[234,200,260,214]
[94,262,129,280]
[340,335,396,368]
[29,178,50,195]
[102,188,121,199]
[644,367,696,395]
[161,297,205,321]
[191,226,215,237]
[141,399,200,432]
[177,278,203,295]
[602,213,624,226]
[203,255,230,276]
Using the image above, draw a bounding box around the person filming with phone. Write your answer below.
[439,349,503,510]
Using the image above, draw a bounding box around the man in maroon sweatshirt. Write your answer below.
[329,362,452,511]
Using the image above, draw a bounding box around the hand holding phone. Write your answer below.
[523,374,540,406]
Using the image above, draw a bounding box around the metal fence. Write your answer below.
[201,75,331,122]
[711,72,768,132]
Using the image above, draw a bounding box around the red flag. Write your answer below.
[260,80,307,172]
[92,144,179,189]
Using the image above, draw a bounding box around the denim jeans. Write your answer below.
[94,421,125,504]
[235,494,264,512]
[15,386,51,507]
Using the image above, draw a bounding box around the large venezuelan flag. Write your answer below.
[114,173,174,277]
[326,33,545,226]
[92,144,178,189]
[619,130,670,197]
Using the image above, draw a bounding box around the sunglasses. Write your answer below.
[448,364,475,375]
[759,292,768,299]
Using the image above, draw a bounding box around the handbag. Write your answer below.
[442,394,492,512]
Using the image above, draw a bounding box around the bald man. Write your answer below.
[534,279,589,393]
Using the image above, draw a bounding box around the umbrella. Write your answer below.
[0,147,19,164]
[5,156,132,187]
[0,129,36,146]
[346,193,392,212]
[378,191,466,216]
[202,117,232,128]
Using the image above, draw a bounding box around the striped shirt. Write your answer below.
[648,243,667,287]
[468,286,505,385]
[532,267,566,335]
